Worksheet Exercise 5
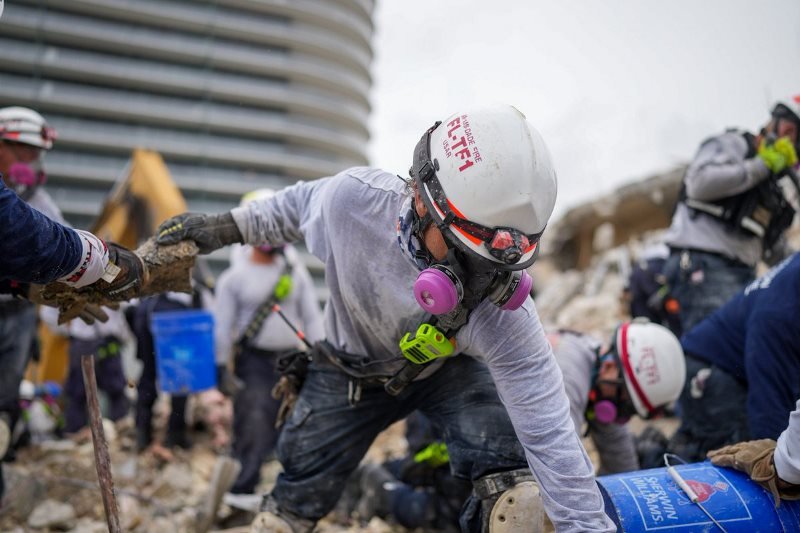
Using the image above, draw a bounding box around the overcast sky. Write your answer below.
[367,0,800,218]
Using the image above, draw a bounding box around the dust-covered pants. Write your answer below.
[0,303,37,416]
[271,354,527,531]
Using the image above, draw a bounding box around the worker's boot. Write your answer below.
[250,496,315,533]
[355,463,398,519]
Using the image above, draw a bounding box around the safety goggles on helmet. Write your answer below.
[0,124,57,149]
[412,121,543,270]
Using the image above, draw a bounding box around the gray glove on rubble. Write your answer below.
[156,212,243,254]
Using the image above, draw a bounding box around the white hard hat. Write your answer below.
[412,104,557,270]
[19,379,36,401]
[0,107,56,150]
[616,320,686,418]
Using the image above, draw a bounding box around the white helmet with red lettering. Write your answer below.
[0,107,56,150]
[616,319,686,418]
[411,104,557,270]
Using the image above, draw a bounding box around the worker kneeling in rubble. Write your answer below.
[157,105,615,532]
[667,251,800,463]
[550,319,685,475]
[343,320,685,531]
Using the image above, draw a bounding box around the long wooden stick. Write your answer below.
[81,354,122,533]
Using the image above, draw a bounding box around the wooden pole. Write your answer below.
[81,354,121,533]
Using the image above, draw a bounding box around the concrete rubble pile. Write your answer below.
[9,224,796,532]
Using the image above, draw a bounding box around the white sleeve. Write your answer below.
[775,399,800,485]
[213,270,238,366]
[57,230,110,288]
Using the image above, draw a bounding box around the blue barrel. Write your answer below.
[598,462,800,532]
[150,309,216,394]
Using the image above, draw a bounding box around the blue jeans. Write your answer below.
[271,354,526,527]
[667,355,749,462]
[0,304,37,413]
[663,249,754,332]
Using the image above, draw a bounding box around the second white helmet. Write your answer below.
[616,320,686,418]
[0,106,56,150]
[412,104,557,270]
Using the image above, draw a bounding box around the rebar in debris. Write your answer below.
[81,354,122,533]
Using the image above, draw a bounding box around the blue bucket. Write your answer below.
[150,309,216,394]
[598,462,800,532]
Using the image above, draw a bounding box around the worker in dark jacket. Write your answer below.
[668,252,800,462]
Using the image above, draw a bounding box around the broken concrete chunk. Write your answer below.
[28,499,77,530]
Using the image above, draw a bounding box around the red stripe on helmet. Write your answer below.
[618,322,655,415]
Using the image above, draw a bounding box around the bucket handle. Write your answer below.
[664,454,728,533]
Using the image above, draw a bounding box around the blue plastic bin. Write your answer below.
[598,462,800,532]
[150,309,216,394]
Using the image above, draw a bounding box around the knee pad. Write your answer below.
[474,469,544,533]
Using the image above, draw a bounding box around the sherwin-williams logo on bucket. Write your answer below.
[620,466,750,529]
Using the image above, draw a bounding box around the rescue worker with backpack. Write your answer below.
[157,104,616,532]
[662,95,800,332]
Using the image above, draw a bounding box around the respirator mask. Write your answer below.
[409,121,537,315]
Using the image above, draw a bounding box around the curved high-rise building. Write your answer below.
[0,0,374,279]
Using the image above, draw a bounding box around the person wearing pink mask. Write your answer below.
[548,320,685,475]
[214,189,324,502]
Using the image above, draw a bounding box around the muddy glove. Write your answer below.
[26,284,110,325]
[92,243,148,301]
[156,212,243,254]
[708,439,800,506]
[758,137,799,176]
[216,365,244,397]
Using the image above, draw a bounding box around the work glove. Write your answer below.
[156,212,243,254]
[216,365,244,398]
[91,243,148,302]
[708,439,800,506]
[758,137,799,176]
[26,284,111,325]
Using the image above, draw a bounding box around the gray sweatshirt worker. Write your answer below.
[552,330,639,475]
[663,99,800,332]
[227,169,611,531]
[157,105,615,531]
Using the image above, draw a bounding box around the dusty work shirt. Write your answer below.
[214,252,324,364]
[550,330,639,475]
[231,167,615,532]
[775,399,800,485]
[664,131,771,267]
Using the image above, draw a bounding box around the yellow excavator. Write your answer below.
[32,149,189,383]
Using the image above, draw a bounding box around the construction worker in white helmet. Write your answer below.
[549,320,685,475]
[157,104,616,532]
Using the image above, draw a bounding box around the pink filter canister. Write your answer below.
[414,268,460,315]
[500,270,533,310]
[593,400,618,424]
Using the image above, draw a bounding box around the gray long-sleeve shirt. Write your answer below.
[231,167,615,532]
[214,252,324,364]
[664,131,771,267]
[775,399,800,484]
[551,330,639,475]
